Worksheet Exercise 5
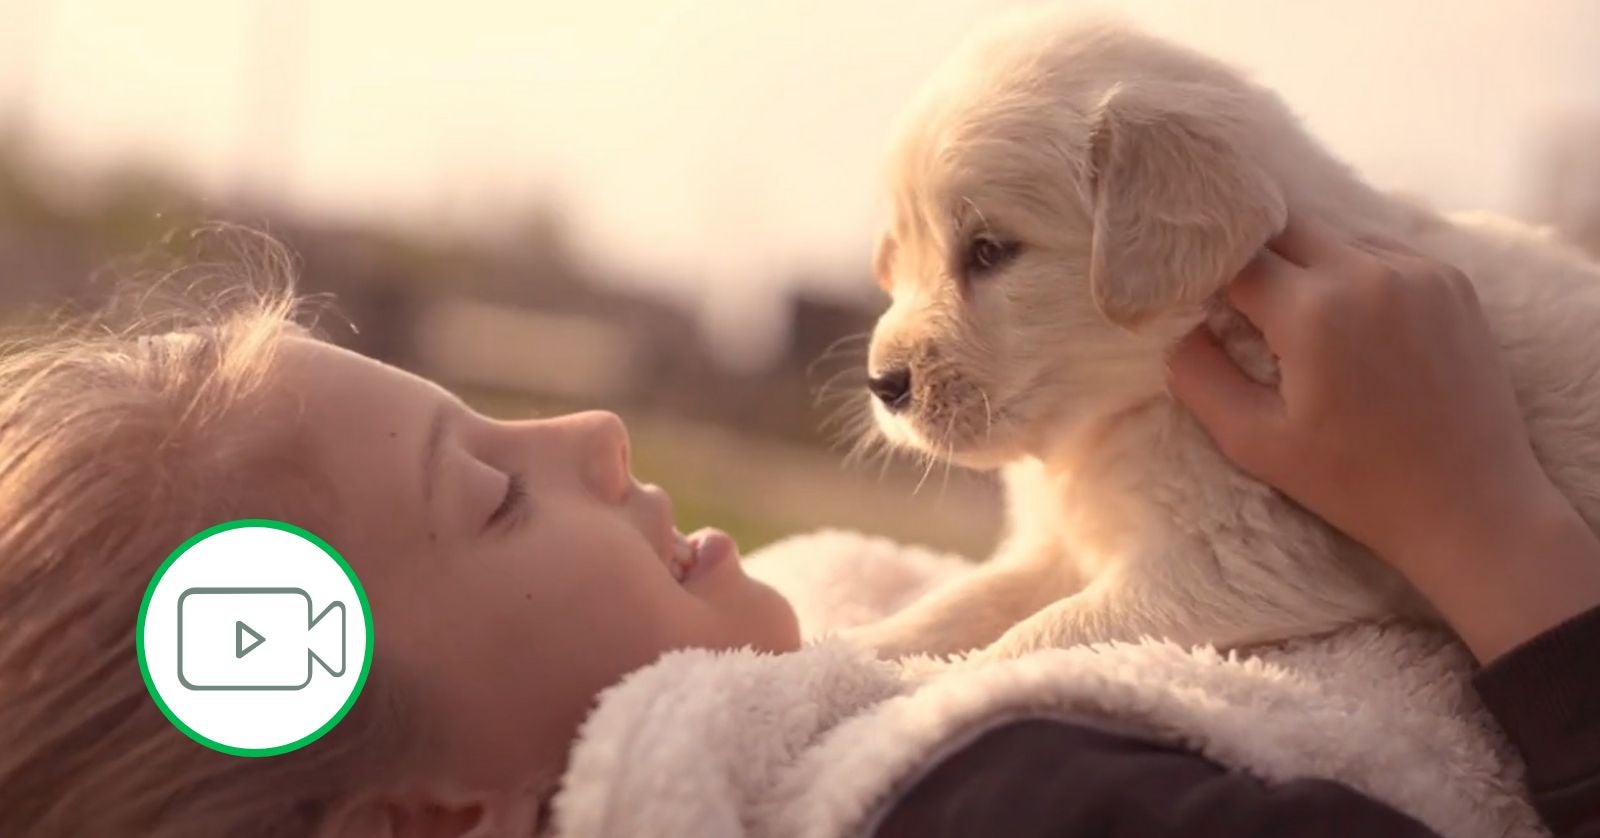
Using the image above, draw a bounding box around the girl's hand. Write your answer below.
[1166,216,1600,662]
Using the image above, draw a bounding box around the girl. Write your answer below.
[1,221,1595,837]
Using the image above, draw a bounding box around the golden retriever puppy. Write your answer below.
[849,10,1600,660]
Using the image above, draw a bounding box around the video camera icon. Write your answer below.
[177,588,346,691]
[139,520,372,756]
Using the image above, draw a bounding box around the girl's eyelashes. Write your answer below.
[486,472,529,530]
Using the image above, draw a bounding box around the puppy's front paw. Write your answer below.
[959,627,1048,667]
[960,594,1121,665]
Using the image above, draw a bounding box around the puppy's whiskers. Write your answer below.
[913,411,958,496]
[817,375,868,435]
[878,443,896,484]
[805,332,871,382]
[849,423,888,471]
[809,333,882,470]
[978,387,995,443]
[939,421,957,501]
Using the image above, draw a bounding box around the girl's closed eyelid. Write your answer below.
[485,471,530,531]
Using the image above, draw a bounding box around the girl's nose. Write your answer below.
[568,411,631,502]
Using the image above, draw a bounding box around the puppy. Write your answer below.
[848,11,1600,661]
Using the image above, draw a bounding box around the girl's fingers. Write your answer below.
[1349,227,1424,260]
[1265,215,1351,269]
[1226,247,1303,344]
[1166,327,1281,468]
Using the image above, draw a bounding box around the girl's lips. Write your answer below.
[682,527,737,584]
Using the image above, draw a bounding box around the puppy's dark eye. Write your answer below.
[964,236,1021,278]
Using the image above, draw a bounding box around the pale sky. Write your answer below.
[4,0,1598,363]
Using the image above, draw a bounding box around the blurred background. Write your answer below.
[2,0,1598,557]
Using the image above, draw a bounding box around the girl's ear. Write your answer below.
[1086,80,1287,329]
[318,784,544,838]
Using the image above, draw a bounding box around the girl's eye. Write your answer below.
[486,473,528,529]
[964,236,1022,278]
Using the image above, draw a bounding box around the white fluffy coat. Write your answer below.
[548,531,1543,838]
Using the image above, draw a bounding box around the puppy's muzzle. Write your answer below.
[868,368,913,412]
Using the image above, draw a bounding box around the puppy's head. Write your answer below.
[867,12,1290,468]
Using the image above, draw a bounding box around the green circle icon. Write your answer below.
[136,519,374,757]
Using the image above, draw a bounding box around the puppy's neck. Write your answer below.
[1032,390,1245,515]
[1259,131,1412,237]
[1031,394,1170,482]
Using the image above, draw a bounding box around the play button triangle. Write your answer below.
[235,621,265,659]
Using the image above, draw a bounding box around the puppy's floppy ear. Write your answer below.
[872,232,896,293]
[1087,81,1287,328]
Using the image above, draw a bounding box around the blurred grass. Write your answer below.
[639,474,791,552]
[456,385,1002,558]
[458,387,792,549]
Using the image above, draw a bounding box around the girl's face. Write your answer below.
[270,337,799,814]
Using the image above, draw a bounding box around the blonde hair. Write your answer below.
[0,250,412,836]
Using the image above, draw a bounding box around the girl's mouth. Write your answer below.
[667,528,736,584]
[667,530,695,583]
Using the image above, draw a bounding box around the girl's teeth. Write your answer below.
[670,534,696,583]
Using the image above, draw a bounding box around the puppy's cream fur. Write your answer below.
[852,10,1600,660]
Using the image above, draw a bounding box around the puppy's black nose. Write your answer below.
[868,368,913,411]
